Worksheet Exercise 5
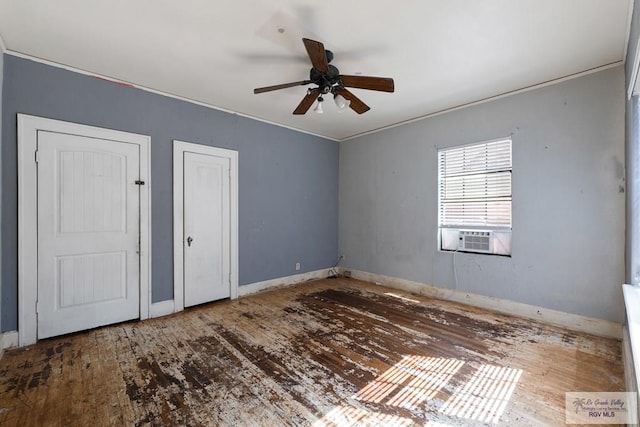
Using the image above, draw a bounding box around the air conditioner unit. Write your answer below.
[441,228,511,256]
[459,230,492,253]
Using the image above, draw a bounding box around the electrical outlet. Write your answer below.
[295,262,301,271]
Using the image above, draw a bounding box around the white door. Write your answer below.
[183,151,231,306]
[37,131,141,339]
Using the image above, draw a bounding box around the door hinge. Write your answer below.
[135,180,145,185]
[36,301,40,314]
[35,150,39,163]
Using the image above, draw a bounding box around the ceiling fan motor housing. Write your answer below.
[310,64,341,93]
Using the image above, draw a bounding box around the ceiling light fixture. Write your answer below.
[333,93,350,112]
[314,96,324,114]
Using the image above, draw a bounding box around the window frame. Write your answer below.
[437,137,513,255]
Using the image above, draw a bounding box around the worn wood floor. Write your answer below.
[0,278,624,426]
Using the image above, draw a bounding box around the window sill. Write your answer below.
[622,284,640,395]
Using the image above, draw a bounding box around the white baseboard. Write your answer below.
[154,269,332,315]
[344,269,622,339]
[150,300,175,318]
[0,330,19,359]
[239,268,333,297]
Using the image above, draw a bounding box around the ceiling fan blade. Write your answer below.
[254,80,311,94]
[293,89,320,115]
[340,75,395,92]
[302,38,329,74]
[334,87,370,114]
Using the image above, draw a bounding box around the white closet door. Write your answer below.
[37,131,140,339]
[183,151,231,307]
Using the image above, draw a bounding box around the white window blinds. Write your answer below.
[438,139,512,228]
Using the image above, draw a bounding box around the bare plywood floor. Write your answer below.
[0,278,624,426]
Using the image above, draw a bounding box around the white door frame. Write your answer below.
[17,114,152,346]
[173,140,238,312]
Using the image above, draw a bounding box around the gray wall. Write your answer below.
[340,66,626,323]
[1,55,339,331]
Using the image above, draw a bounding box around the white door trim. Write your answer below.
[17,114,152,346]
[173,140,238,312]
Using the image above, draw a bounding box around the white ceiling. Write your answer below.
[0,0,632,141]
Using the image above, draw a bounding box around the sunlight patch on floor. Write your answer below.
[313,405,413,427]
[439,364,522,424]
[313,355,522,425]
[354,355,465,409]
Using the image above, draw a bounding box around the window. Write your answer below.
[438,138,512,255]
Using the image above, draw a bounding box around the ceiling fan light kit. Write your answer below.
[314,96,324,114]
[333,93,350,111]
[254,38,394,115]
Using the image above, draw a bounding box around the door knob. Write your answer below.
[187,236,193,247]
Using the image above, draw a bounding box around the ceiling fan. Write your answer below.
[253,38,395,115]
